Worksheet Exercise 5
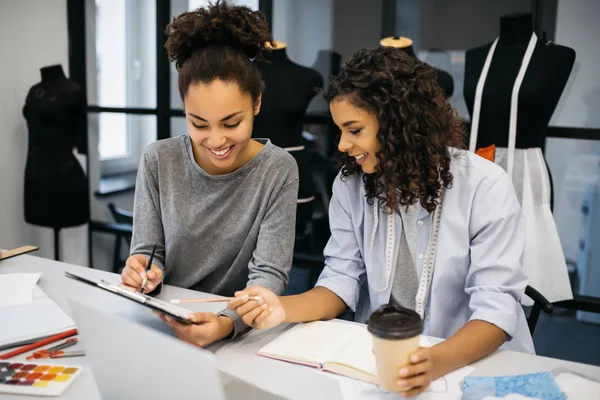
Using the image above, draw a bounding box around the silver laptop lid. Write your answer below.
[69,298,226,400]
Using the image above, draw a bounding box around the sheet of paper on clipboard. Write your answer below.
[64,269,194,324]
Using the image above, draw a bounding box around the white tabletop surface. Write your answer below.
[1,255,599,399]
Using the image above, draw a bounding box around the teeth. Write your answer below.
[211,146,231,156]
[355,153,366,160]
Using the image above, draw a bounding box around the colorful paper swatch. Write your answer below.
[0,361,82,396]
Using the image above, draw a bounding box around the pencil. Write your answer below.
[140,245,157,294]
[170,296,262,304]
[0,328,78,360]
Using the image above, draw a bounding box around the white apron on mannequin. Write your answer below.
[469,33,573,305]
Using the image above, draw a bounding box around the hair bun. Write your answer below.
[165,1,273,69]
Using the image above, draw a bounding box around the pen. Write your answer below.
[140,245,157,294]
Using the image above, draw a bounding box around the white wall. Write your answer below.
[545,0,600,263]
[550,0,600,129]
[332,0,382,62]
[419,0,530,51]
[0,0,87,265]
[272,0,334,67]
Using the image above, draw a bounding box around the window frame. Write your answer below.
[83,0,273,176]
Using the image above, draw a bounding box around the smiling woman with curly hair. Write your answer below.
[230,47,534,395]
[326,47,465,214]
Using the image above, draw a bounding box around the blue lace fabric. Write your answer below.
[461,372,567,400]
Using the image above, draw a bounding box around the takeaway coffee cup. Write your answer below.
[367,304,423,391]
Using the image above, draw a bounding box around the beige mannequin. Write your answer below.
[380,36,418,58]
[265,40,287,50]
[380,36,413,49]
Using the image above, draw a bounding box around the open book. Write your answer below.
[258,320,476,394]
[258,320,386,384]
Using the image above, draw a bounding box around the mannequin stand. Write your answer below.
[54,228,60,261]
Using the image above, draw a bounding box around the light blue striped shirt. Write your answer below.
[316,149,535,354]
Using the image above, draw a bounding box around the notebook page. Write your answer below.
[0,286,75,349]
[333,335,472,395]
[258,321,359,365]
[329,334,435,377]
[326,323,377,376]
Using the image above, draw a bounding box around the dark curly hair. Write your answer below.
[165,0,273,103]
[324,47,465,213]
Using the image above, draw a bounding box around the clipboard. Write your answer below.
[65,269,194,325]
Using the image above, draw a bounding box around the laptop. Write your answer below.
[69,298,285,400]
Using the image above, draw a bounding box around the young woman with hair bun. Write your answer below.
[120,1,299,347]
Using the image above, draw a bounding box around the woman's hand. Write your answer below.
[154,311,233,347]
[120,254,163,293]
[395,347,435,397]
[227,286,285,330]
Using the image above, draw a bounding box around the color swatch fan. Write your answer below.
[0,362,82,396]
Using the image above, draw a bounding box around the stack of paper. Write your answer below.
[0,273,40,307]
[0,274,76,350]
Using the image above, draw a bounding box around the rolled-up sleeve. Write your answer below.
[466,171,527,339]
[315,177,366,312]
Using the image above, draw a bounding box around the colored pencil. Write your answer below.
[170,296,262,304]
[0,328,78,360]
[50,350,85,358]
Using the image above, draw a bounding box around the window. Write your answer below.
[171,116,187,138]
[88,0,157,175]
[82,0,269,178]
[90,114,157,175]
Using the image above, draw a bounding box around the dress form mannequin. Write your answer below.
[464,13,575,150]
[254,41,324,148]
[380,36,454,98]
[254,42,324,234]
[463,13,576,304]
[22,64,90,261]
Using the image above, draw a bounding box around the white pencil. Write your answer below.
[170,296,262,304]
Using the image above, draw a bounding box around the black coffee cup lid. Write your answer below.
[367,304,423,339]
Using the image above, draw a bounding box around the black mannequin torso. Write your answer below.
[23,65,86,152]
[253,46,324,148]
[23,65,89,228]
[464,14,575,149]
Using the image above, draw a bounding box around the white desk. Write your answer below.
[2,255,600,400]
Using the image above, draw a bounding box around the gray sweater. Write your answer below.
[130,135,299,337]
